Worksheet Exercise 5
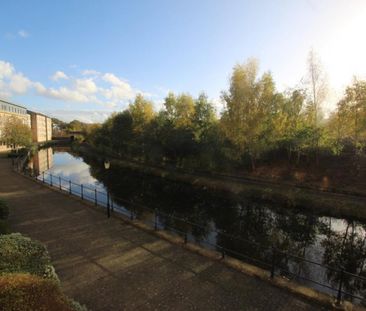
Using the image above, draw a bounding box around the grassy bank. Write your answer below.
[114,158,366,219]
[74,144,366,220]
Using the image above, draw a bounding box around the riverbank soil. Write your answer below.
[249,152,366,196]
[0,158,328,311]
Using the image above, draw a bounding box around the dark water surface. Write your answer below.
[29,147,366,304]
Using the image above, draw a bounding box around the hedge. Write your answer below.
[0,233,59,282]
[0,273,86,311]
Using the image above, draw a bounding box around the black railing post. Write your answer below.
[59,176,62,190]
[69,180,72,194]
[42,172,45,183]
[81,184,84,200]
[271,247,276,279]
[94,189,97,206]
[107,191,111,218]
[154,209,158,230]
[50,174,53,186]
[336,270,344,305]
[130,207,134,220]
[111,196,114,212]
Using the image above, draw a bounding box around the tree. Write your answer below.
[336,79,366,153]
[325,79,366,157]
[305,49,327,127]
[302,50,328,164]
[163,92,195,128]
[1,117,32,149]
[221,59,278,170]
[192,93,216,142]
[128,94,155,134]
[274,89,309,161]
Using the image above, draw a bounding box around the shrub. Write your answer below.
[0,220,10,235]
[68,298,88,311]
[0,233,59,282]
[0,273,74,311]
[0,200,9,220]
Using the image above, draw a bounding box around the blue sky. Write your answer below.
[0,0,365,122]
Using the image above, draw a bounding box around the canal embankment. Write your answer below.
[75,144,366,221]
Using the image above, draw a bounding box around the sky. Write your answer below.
[0,0,365,123]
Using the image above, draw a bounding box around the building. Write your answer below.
[0,99,31,152]
[28,111,53,143]
[0,99,53,151]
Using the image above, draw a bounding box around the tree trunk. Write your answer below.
[296,151,301,165]
[250,156,256,172]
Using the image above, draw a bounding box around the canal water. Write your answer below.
[29,147,366,304]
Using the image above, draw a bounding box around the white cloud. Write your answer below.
[38,86,90,103]
[18,30,29,38]
[0,61,32,95]
[9,74,32,94]
[82,69,100,76]
[33,82,46,93]
[47,110,112,123]
[51,71,68,81]
[0,61,14,79]
[0,59,141,109]
[75,78,98,94]
[102,73,127,86]
[102,73,135,101]
[5,30,30,39]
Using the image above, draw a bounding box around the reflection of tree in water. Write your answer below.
[214,202,320,273]
[214,202,274,267]
[273,212,319,279]
[321,220,366,300]
[84,154,215,241]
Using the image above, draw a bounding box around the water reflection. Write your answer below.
[28,148,53,173]
[32,148,366,303]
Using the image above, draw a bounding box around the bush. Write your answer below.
[0,233,58,282]
[68,298,88,311]
[0,220,10,235]
[0,200,9,220]
[0,273,75,311]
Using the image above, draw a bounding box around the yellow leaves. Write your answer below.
[163,93,195,128]
[0,273,72,311]
[129,94,155,133]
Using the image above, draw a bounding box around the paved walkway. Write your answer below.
[0,158,326,310]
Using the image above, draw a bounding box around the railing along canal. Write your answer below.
[12,159,366,307]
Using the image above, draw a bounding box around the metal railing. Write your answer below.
[13,162,366,306]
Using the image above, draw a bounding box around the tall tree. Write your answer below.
[128,94,155,134]
[192,93,216,141]
[221,59,277,170]
[305,49,327,127]
[335,79,366,153]
[303,50,328,164]
[163,92,195,128]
